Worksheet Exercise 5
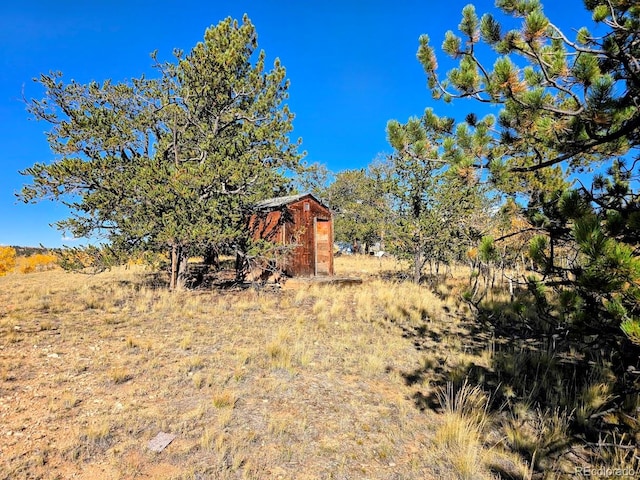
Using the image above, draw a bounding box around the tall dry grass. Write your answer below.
[0,256,634,478]
[0,263,446,478]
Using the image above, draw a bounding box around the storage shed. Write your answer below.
[250,193,334,277]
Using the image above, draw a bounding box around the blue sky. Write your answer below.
[1,1,594,247]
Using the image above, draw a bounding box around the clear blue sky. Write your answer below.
[1,0,594,247]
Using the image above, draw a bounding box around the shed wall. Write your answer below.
[249,195,333,277]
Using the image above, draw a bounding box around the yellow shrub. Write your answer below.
[20,253,58,274]
[126,257,145,267]
[0,246,17,276]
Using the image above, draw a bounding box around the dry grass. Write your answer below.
[434,382,489,479]
[0,256,631,479]
[0,261,445,479]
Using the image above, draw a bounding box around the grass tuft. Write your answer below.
[212,390,237,409]
[109,367,132,384]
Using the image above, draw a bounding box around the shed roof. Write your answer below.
[255,193,328,210]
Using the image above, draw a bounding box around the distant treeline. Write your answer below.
[11,246,60,257]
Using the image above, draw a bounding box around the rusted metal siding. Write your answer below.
[249,194,333,277]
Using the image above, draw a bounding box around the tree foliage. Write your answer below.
[19,252,57,274]
[419,0,640,169]
[0,246,17,276]
[323,167,391,249]
[385,111,494,283]
[20,16,301,289]
[417,0,640,345]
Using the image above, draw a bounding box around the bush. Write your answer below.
[0,246,17,276]
[19,253,57,273]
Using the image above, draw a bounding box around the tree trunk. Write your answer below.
[548,234,555,275]
[413,248,422,284]
[203,245,219,269]
[170,245,189,290]
[235,250,247,282]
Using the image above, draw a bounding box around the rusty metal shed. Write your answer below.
[250,193,334,277]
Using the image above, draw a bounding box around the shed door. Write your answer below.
[315,219,331,275]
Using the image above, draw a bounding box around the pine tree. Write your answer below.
[323,168,391,252]
[20,16,301,289]
[385,111,493,283]
[417,1,640,342]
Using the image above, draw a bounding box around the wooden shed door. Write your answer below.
[315,219,331,275]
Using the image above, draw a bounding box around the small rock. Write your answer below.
[148,432,176,452]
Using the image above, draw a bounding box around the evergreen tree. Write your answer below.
[323,168,391,251]
[386,111,493,283]
[20,16,301,289]
[417,1,640,342]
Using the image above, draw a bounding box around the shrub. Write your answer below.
[0,246,17,276]
[20,252,58,273]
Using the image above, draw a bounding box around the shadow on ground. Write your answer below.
[394,289,640,476]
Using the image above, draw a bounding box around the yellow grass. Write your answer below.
[0,256,621,479]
